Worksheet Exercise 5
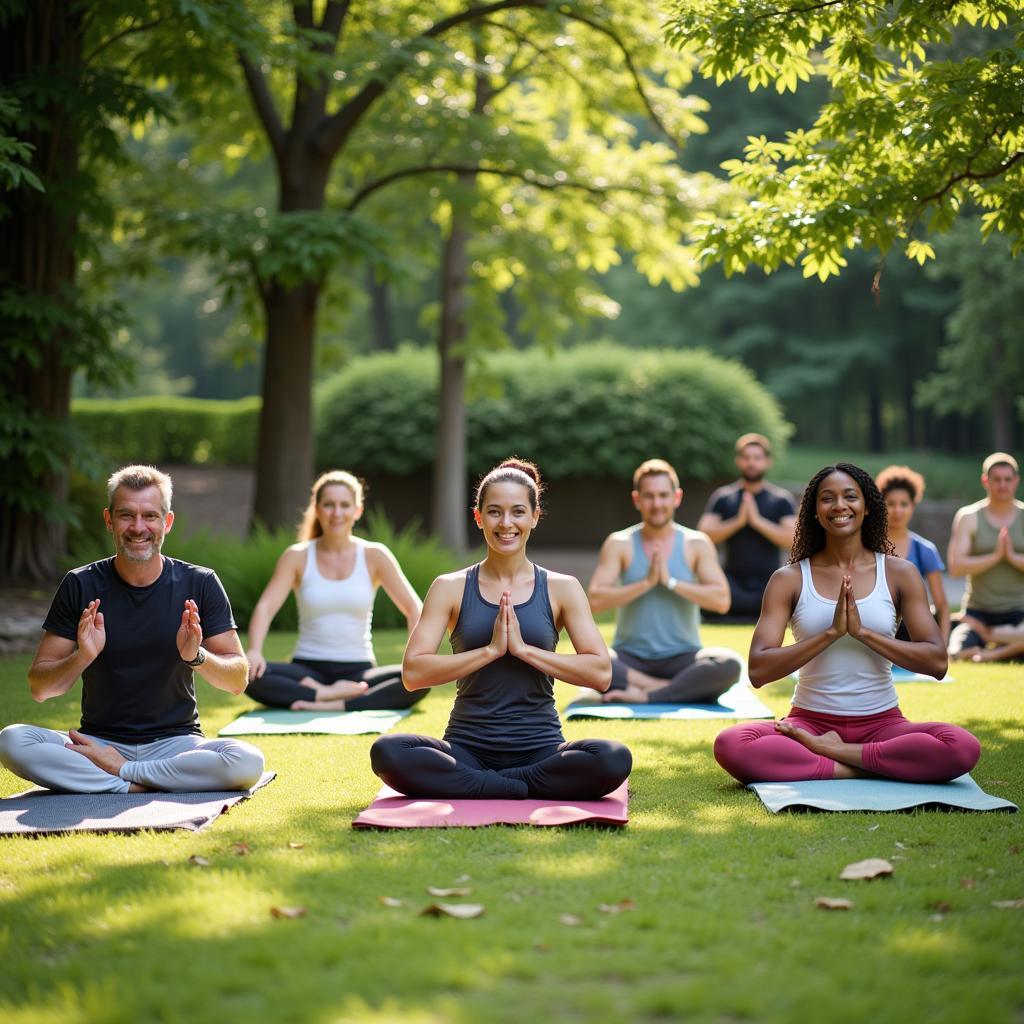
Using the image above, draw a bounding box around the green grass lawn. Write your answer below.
[1,625,1022,1024]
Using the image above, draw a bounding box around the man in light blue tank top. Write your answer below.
[588,460,744,704]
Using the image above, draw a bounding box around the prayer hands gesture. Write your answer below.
[828,576,864,640]
[176,598,203,662]
[741,490,759,524]
[647,544,667,588]
[488,592,529,661]
[76,600,106,663]
[998,526,1013,559]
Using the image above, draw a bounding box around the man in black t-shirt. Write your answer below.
[0,465,264,794]
[698,434,797,621]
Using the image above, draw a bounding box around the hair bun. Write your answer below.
[498,458,541,485]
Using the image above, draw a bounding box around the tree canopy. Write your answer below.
[665,1,1024,284]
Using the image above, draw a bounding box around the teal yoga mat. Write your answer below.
[892,666,953,683]
[748,774,1017,813]
[219,708,411,736]
[563,680,773,721]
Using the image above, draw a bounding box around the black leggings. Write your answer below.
[245,659,428,711]
[370,733,632,801]
[610,647,742,703]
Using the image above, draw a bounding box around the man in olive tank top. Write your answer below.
[587,459,743,704]
[947,453,1024,662]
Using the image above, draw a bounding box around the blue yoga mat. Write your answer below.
[748,774,1018,813]
[219,708,410,736]
[563,680,773,721]
[892,666,953,683]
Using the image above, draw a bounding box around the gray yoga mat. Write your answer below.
[0,771,276,836]
[563,680,773,721]
[748,774,1017,814]
[219,708,410,736]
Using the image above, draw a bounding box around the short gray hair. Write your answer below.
[106,465,173,514]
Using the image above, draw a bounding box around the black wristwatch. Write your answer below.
[183,648,206,668]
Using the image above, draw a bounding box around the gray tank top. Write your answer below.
[443,563,565,753]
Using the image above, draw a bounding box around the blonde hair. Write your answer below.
[107,465,173,515]
[632,458,679,490]
[298,470,364,541]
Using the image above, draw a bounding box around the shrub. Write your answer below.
[71,396,260,466]
[316,342,792,480]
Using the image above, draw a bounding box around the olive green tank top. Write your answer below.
[963,504,1024,613]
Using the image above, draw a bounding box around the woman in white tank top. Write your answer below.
[244,471,425,712]
[715,463,980,784]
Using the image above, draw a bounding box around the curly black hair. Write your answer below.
[789,462,895,564]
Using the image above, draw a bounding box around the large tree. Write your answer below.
[664,1,1024,285]
[174,0,716,533]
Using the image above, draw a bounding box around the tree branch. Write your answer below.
[238,52,286,164]
[84,16,165,64]
[750,0,861,23]
[346,161,652,211]
[314,0,551,160]
[915,149,1023,207]
[320,0,352,47]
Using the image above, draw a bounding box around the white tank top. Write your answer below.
[292,539,376,662]
[790,552,898,715]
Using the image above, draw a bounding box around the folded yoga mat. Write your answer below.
[0,771,276,836]
[747,774,1017,814]
[892,666,953,683]
[219,708,411,736]
[352,780,629,829]
[563,679,773,721]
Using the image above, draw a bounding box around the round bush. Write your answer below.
[316,342,792,481]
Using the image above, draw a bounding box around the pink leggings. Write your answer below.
[714,706,981,784]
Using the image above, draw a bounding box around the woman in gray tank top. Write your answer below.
[370,459,631,800]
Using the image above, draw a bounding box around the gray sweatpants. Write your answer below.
[0,724,265,794]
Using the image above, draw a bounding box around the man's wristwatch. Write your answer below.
[183,648,206,668]
[666,576,679,592]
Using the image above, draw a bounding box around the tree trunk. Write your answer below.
[0,0,80,583]
[867,382,884,452]
[990,339,1014,451]
[432,203,471,551]
[367,266,395,350]
[250,278,321,531]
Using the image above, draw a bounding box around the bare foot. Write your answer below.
[317,679,370,700]
[290,699,346,711]
[602,686,648,704]
[970,646,1011,663]
[775,722,865,778]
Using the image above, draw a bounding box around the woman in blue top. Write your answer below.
[370,458,631,800]
[875,466,950,642]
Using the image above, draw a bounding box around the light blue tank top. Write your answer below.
[612,524,702,659]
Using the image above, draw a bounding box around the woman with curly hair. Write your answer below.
[714,463,980,783]
[875,465,950,642]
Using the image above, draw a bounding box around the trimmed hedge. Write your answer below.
[72,396,260,466]
[316,343,792,481]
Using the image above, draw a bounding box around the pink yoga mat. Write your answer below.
[352,781,629,829]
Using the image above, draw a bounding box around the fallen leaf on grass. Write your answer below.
[929,901,953,913]
[894,841,907,850]
[230,842,252,857]
[992,899,1024,910]
[427,886,472,897]
[840,858,893,881]
[379,896,403,908]
[597,899,635,914]
[188,855,211,868]
[815,897,853,911]
[420,902,484,919]
[867,824,880,832]
[559,914,583,926]
[270,905,306,919]
[1009,846,1021,855]
[960,878,977,890]
[288,842,305,850]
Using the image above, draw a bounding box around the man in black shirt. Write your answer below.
[698,434,797,621]
[0,465,264,793]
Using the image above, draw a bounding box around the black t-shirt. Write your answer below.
[707,481,797,581]
[42,556,236,743]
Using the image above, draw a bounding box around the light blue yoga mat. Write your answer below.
[563,680,773,721]
[748,774,1018,813]
[892,666,953,683]
[219,708,410,736]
